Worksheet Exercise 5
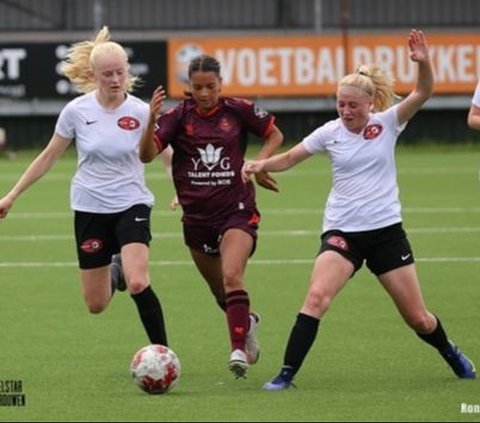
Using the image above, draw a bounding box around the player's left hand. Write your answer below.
[170,194,179,211]
[254,171,279,192]
[408,29,429,63]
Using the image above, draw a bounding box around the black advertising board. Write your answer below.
[0,41,167,99]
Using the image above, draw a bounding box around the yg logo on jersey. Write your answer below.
[197,144,224,170]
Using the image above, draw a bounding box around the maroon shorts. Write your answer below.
[183,209,260,256]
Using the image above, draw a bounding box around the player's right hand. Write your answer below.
[150,86,166,119]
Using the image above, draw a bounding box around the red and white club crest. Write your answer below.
[219,117,232,132]
[184,123,194,136]
[363,124,383,140]
[80,238,103,253]
[327,235,349,251]
[117,116,140,131]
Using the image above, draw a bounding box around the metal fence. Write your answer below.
[2,0,480,146]
[0,0,479,32]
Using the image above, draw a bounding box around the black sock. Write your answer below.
[282,313,320,379]
[416,316,449,352]
[131,285,168,346]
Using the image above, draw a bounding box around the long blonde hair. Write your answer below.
[61,26,138,93]
[338,64,399,112]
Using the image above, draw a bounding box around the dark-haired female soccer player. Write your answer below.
[140,54,283,378]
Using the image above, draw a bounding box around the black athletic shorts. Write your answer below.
[318,222,415,276]
[74,204,152,269]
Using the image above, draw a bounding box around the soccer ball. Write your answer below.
[130,344,181,394]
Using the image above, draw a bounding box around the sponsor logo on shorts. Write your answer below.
[203,244,219,255]
[327,235,349,251]
[80,238,103,254]
[248,213,261,226]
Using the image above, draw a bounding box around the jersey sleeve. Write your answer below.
[153,103,184,150]
[472,79,480,107]
[384,105,407,138]
[54,102,76,140]
[225,97,275,138]
[301,122,333,154]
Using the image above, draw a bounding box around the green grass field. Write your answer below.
[0,145,479,422]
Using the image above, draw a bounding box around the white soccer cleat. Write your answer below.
[228,349,248,379]
[246,312,261,365]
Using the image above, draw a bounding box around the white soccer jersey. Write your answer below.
[55,92,154,213]
[472,80,480,107]
[302,105,407,232]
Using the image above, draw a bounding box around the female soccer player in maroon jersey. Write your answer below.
[140,54,283,378]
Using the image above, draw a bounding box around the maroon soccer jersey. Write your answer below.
[154,97,275,224]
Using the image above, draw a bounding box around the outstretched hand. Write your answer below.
[170,194,179,211]
[408,29,429,63]
[242,160,261,184]
[242,160,278,191]
[149,86,167,119]
[0,196,13,219]
[254,171,279,192]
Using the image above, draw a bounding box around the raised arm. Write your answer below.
[0,133,71,218]
[396,29,434,126]
[467,104,480,131]
[139,86,166,163]
[467,81,480,131]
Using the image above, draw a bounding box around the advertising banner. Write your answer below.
[0,42,166,99]
[168,33,480,97]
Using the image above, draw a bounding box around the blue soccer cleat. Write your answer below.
[262,367,295,391]
[441,341,476,379]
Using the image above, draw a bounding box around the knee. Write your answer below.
[303,287,332,316]
[406,313,435,333]
[222,268,242,291]
[128,278,150,295]
[85,299,108,314]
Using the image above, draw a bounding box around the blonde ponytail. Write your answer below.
[339,64,399,112]
[61,26,138,93]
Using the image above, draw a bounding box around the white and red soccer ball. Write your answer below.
[130,344,181,394]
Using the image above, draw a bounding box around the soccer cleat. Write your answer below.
[228,349,249,379]
[110,254,127,292]
[246,312,261,365]
[440,341,476,379]
[262,367,295,391]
